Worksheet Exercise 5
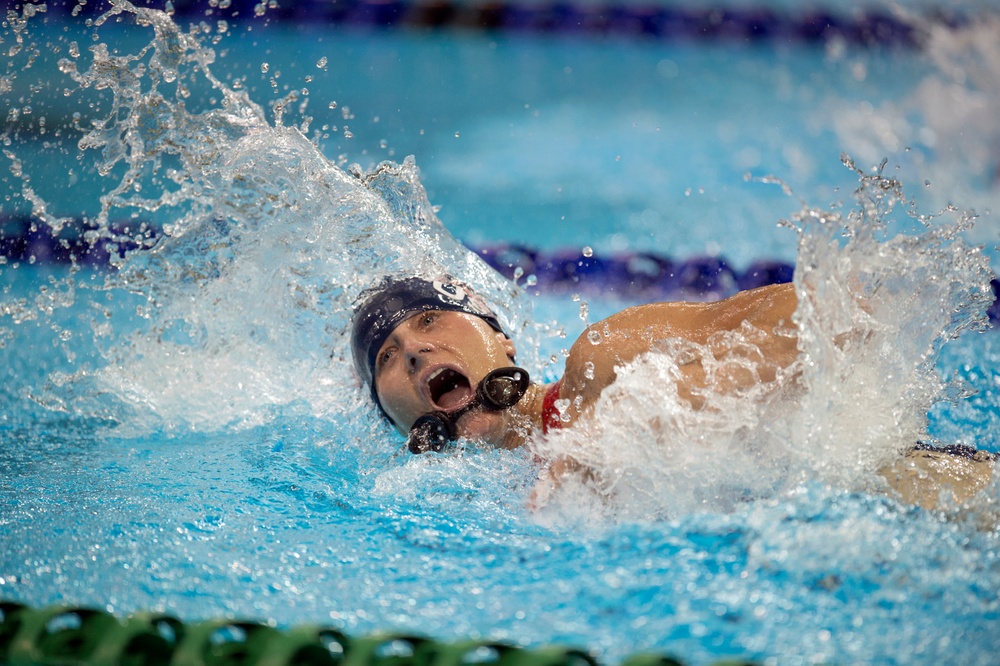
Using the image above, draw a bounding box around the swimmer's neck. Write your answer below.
[495,381,550,450]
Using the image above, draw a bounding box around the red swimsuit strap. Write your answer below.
[541,379,564,434]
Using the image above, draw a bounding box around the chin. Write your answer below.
[457,411,505,446]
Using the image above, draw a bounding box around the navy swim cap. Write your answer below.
[350,276,508,412]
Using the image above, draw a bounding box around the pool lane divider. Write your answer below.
[1,215,997,325]
[0,600,759,666]
[1,0,948,48]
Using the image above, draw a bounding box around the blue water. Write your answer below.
[2,4,1000,665]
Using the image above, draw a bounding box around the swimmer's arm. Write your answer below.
[878,449,995,510]
[560,283,799,418]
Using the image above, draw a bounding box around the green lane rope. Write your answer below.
[0,601,757,666]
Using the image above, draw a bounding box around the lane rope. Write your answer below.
[0,0,945,47]
[0,215,996,323]
[0,600,750,666]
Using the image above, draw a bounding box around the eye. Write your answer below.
[420,312,436,327]
[377,346,396,369]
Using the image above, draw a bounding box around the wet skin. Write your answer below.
[370,283,994,510]
[373,310,535,447]
[560,281,801,417]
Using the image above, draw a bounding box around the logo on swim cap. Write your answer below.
[430,279,495,319]
[350,275,507,419]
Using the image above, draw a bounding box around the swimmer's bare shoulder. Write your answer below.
[559,283,799,419]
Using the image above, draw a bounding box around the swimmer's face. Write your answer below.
[373,310,517,442]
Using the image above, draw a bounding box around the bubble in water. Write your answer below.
[0,0,529,435]
[531,156,995,522]
[582,246,593,258]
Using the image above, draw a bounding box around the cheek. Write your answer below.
[457,330,511,368]
[376,380,417,431]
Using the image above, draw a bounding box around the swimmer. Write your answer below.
[350,275,995,510]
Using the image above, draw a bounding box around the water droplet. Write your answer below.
[587,330,602,345]
[328,101,337,110]
[583,361,595,380]
[316,56,328,69]
[581,246,593,258]
[260,62,269,73]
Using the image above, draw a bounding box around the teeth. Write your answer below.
[427,368,444,382]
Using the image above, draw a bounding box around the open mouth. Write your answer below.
[427,367,473,412]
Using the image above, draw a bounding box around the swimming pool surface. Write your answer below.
[2,2,999,665]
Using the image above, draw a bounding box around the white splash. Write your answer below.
[2,1,529,432]
[532,158,994,520]
[834,13,1000,234]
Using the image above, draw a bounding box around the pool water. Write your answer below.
[2,3,1000,665]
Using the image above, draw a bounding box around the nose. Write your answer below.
[402,338,434,372]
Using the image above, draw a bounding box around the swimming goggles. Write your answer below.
[406,366,530,454]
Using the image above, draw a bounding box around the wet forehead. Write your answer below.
[374,309,444,377]
[374,310,491,368]
[380,309,468,347]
